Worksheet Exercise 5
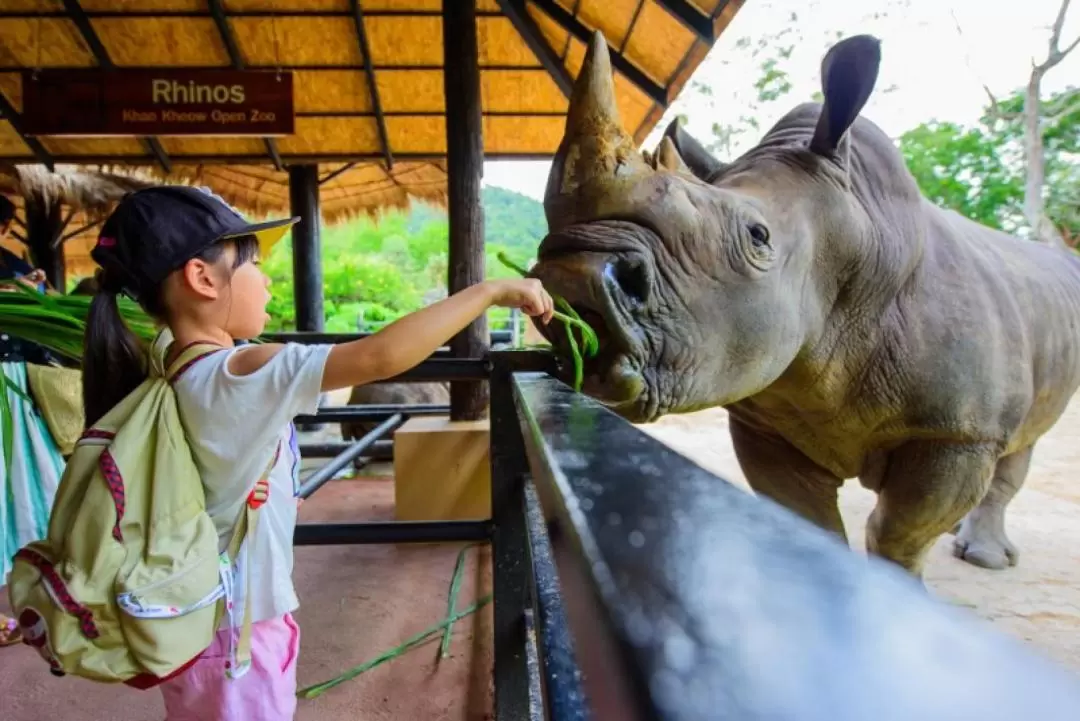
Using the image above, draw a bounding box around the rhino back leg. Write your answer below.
[865,442,998,578]
[729,418,847,542]
[952,446,1031,570]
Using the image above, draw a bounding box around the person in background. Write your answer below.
[0,194,65,648]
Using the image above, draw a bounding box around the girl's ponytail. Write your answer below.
[82,269,147,426]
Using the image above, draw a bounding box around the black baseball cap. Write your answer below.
[92,185,298,299]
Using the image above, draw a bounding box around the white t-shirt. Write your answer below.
[173,341,332,626]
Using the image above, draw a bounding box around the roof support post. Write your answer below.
[23,191,66,290]
[497,0,573,98]
[350,0,393,169]
[529,0,667,105]
[442,0,489,422]
[288,164,324,333]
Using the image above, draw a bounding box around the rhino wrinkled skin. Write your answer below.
[528,32,1080,578]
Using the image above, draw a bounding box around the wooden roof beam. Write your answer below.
[0,92,55,171]
[207,0,284,171]
[319,162,356,186]
[654,0,714,42]
[528,0,667,105]
[350,0,393,170]
[497,0,573,99]
[63,0,173,174]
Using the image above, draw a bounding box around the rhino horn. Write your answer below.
[655,136,693,175]
[545,30,651,229]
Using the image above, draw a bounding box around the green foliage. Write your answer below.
[261,185,547,333]
[899,87,1080,238]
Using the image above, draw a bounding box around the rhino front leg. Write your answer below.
[729,418,847,542]
[952,446,1031,570]
[866,442,997,578]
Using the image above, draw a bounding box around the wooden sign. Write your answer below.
[21,69,294,137]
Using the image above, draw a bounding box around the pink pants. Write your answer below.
[160,613,300,721]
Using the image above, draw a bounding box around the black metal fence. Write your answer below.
[281,332,1080,720]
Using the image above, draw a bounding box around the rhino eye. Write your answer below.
[748,223,770,247]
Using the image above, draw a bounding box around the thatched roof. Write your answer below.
[0,164,155,280]
[0,0,744,167]
[145,160,449,224]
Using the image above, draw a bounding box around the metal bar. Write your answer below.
[288,164,324,332]
[293,404,449,425]
[294,520,491,546]
[513,373,1080,721]
[497,0,573,99]
[263,329,512,345]
[263,138,284,170]
[523,481,591,720]
[0,92,54,170]
[489,353,535,720]
[528,0,667,106]
[298,439,393,459]
[296,414,403,499]
[351,0,393,170]
[653,0,714,41]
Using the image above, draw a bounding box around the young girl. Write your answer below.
[83,185,553,721]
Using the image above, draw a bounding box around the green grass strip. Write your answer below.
[494,252,599,392]
[296,594,492,700]
[439,542,481,660]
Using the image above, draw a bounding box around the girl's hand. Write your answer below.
[487,278,554,324]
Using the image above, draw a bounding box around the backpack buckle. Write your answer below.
[247,479,269,510]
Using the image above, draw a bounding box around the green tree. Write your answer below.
[898,87,1080,241]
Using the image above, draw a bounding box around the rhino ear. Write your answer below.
[809,34,881,158]
[662,118,726,181]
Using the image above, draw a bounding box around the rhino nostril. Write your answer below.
[605,257,650,307]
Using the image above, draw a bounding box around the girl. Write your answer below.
[84,185,553,720]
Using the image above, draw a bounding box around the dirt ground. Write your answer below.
[641,397,1080,672]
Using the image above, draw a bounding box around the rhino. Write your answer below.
[528,31,1080,579]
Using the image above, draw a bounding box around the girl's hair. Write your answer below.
[82,234,259,426]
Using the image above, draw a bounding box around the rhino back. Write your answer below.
[905,206,1080,450]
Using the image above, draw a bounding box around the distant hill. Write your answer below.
[407,185,547,256]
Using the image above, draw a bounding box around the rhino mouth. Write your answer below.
[529,225,658,419]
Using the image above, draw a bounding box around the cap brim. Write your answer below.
[221,216,300,259]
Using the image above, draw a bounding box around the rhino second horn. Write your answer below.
[656,136,693,175]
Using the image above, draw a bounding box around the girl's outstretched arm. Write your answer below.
[228,278,553,390]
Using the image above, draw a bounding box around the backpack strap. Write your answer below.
[221,440,282,679]
[165,342,226,383]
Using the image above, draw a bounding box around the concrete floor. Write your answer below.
[1,477,495,721]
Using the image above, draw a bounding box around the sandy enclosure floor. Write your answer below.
[640,396,1080,672]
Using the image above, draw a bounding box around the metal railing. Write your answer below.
[282,334,1080,720]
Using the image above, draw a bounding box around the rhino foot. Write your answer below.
[952,520,1018,570]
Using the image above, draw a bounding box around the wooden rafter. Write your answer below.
[62,0,173,174]
[497,0,573,99]
[350,0,393,170]
[529,0,667,105]
[207,0,285,171]
[654,0,714,42]
[0,92,54,170]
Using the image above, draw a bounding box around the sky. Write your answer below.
[481,0,1080,201]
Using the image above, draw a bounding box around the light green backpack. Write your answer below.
[7,330,274,689]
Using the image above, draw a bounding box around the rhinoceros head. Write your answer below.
[530,32,884,422]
